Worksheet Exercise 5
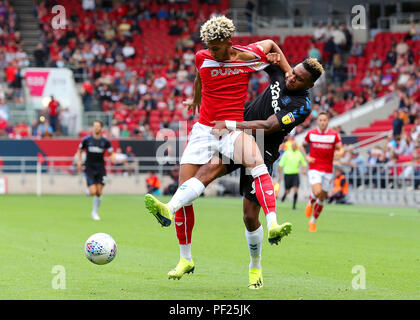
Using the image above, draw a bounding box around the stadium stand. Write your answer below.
[0,0,28,137]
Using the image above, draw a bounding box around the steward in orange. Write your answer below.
[327,167,349,204]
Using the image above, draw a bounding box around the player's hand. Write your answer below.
[266,53,282,66]
[210,121,228,138]
[305,156,315,164]
[285,68,293,79]
[183,100,200,115]
[77,162,82,172]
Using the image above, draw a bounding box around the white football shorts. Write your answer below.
[180,122,243,165]
[308,169,333,192]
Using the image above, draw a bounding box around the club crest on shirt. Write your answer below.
[281,112,295,125]
[281,96,291,105]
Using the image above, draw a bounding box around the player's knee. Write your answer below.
[243,154,264,169]
[195,167,219,187]
[243,212,257,227]
[319,192,327,201]
[313,188,322,198]
[243,205,259,226]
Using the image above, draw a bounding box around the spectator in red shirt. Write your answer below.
[14,121,29,138]
[81,80,94,111]
[0,116,7,136]
[5,61,17,89]
[47,95,60,133]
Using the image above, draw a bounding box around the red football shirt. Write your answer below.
[195,44,269,127]
[304,128,341,173]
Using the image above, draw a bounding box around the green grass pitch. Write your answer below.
[0,194,419,300]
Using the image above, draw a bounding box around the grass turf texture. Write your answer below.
[0,194,419,300]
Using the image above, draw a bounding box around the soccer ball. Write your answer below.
[84,233,117,265]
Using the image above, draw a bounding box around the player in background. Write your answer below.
[300,111,345,232]
[77,120,115,221]
[278,138,307,210]
[144,16,292,280]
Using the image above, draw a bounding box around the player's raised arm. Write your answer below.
[257,39,292,74]
[212,114,280,135]
[212,94,311,136]
[211,58,323,137]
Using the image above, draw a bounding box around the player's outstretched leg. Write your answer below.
[144,194,173,227]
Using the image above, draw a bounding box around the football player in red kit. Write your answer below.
[300,111,345,232]
[144,16,292,281]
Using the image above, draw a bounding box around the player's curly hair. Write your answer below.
[200,15,235,43]
[302,57,324,83]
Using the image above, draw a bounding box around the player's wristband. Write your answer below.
[225,120,236,131]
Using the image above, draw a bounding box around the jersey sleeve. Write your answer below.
[79,137,87,150]
[275,96,312,131]
[246,43,268,62]
[195,50,205,70]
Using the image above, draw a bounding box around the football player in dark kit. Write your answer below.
[77,120,116,221]
[195,57,324,288]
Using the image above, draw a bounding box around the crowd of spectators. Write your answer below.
[333,98,420,189]
[333,122,420,189]
[0,0,30,137]
[291,24,420,137]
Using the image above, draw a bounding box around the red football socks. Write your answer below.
[175,204,195,245]
[313,200,324,220]
[251,164,276,216]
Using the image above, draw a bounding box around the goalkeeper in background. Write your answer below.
[278,137,307,210]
